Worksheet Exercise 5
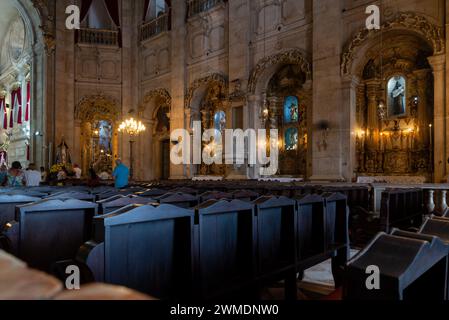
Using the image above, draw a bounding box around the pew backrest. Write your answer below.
[104,204,194,299]
[16,199,98,271]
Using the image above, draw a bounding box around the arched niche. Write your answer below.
[185,74,228,177]
[247,49,312,178]
[74,94,121,175]
[343,14,441,181]
[138,88,172,180]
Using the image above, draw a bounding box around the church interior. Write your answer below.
[1,0,449,306]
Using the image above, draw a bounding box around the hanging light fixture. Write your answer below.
[118,117,146,180]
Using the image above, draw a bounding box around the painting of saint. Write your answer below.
[285,127,299,151]
[387,76,406,117]
[284,96,299,123]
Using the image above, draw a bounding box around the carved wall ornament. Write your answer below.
[138,88,172,117]
[185,73,228,109]
[75,94,121,123]
[342,12,445,76]
[248,49,311,94]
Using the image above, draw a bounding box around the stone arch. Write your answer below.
[75,94,121,122]
[248,49,312,95]
[341,12,445,76]
[138,88,172,181]
[138,88,172,121]
[185,73,228,110]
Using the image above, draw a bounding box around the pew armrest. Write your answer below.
[76,241,105,283]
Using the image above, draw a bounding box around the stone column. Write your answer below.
[428,54,446,182]
[341,75,360,182]
[170,0,188,179]
[310,0,344,181]
[247,94,262,179]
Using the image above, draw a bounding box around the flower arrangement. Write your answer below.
[50,163,68,174]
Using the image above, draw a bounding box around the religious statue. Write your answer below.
[55,138,72,164]
[388,76,406,116]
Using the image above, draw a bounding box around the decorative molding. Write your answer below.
[248,49,311,94]
[185,73,228,109]
[138,88,172,117]
[31,0,55,54]
[75,94,121,123]
[341,12,445,76]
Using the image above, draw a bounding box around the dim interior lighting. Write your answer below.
[429,124,433,128]
[118,118,146,136]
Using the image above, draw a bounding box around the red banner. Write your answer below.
[25,82,30,122]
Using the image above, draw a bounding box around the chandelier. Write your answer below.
[118,118,146,137]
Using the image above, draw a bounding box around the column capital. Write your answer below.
[428,54,446,72]
[247,94,262,103]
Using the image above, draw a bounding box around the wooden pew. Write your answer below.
[0,195,41,229]
[5,199,98,272]
[231,190,260,202]
[199,191,233,203]
[45,191,96,202]
[194,199,255,299]
[98,195,153,215]
[344,231,448,300]
[103,204,194,299]
[253,196,297,300]
[380,189,423,233]
[157,192,199,208]
[135,188,169,198]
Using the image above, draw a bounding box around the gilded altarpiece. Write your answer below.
[266,65,310,177]
[355,39,434,179]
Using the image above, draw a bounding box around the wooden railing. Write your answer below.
[187,0,225,18]
[78,28,119,46]
[140,13,169,42]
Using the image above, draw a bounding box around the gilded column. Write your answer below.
[365,80,381,151]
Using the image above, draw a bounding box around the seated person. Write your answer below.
[24,163,42,187]
[6,161,26,187]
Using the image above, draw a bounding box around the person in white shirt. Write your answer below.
[24,163,42,187]
[73,164,82,179]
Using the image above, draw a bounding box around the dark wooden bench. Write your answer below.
[253,196,297,300]
[156,192,199,208]
[199,191,233,203]
[4,199,98,272]
[103,204,194,299]
[98,195,153,215]
[0,195,41,229]
[344,231,448,300]
[45,191,96,202]
[194,199,255,299]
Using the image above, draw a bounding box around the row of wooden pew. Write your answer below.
[0,185,350,300]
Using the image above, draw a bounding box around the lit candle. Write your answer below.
[429,124,433,146]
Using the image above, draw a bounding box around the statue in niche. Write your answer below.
[56,139,72,164]
[388,76,406,116]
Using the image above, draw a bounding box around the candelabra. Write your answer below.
[118,118,146,179]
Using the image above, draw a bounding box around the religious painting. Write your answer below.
[387,76,406,117]
[284,127,298,151]
[283,96,299,124]
[214,111,226,133]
